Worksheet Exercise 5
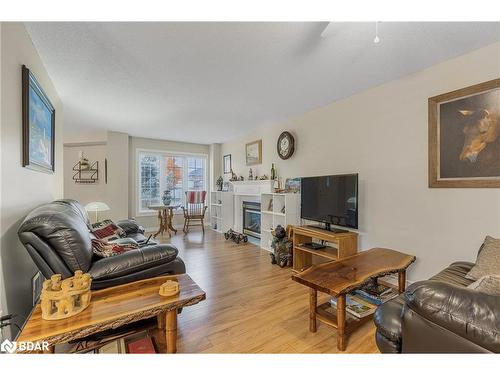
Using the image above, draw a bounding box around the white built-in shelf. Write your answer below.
[260,192,300,253]
[209,191,234,233]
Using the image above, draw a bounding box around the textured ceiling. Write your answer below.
[26,22,500,144]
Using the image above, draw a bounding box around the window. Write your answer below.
[138,151,207,213]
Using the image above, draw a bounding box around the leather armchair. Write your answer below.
[374,261,500,353]
[18,199,186,290]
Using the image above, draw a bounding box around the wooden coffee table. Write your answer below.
[17,274,205,354]
[292,248,415,351]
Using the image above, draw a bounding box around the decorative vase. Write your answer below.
[162,190,172,205]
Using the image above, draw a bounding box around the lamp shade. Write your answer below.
[84,202,110,212]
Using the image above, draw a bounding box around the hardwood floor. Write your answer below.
[153,229,379,353]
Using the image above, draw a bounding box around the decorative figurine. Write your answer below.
[224,228,248,244]
[270,225,293,268]
[40,270,92,320]
[249,168,253,180]
[159,279,180,297]
[230,168,238,181]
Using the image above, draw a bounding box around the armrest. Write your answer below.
[405,280,500,352]
[116,218,144,235]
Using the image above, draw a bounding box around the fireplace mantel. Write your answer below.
[230,180,275,196]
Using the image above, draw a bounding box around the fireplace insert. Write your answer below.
[242,201,261,239]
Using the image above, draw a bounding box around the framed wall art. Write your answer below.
[22,65,56,173]
[429,78,500,188]
[223,154,232,174]
[245,140,262,166]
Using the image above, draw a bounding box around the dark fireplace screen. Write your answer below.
[242,201,261,238]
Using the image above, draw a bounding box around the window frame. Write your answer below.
[136,148,208,216]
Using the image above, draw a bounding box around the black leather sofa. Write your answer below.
[18,199,186,290]
[374,261,500,353]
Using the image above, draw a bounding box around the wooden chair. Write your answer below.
[182,191,208,234]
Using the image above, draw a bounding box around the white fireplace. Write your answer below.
[229,180,274,233]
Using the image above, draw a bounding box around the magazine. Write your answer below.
[330,294,377,319]
[354,289,398,306]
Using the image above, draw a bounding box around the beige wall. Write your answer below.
[63,132,129,222]
[106,131,129,221]
[129,136,210,229]
[0,23,64,338]
[221,42,500,282]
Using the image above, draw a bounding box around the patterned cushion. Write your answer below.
[467,275,500,296]
[466,236,500,280]
[91,238,138,258]
[91,220,125,242]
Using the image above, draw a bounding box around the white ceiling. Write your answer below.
[26,22,500,144]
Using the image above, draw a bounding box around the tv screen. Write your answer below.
[301,174,358,229]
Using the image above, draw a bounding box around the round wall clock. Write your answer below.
[277,131,295,160]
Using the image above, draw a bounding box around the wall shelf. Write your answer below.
[72,161,99,184]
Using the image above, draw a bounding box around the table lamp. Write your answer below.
[84,202,110,223]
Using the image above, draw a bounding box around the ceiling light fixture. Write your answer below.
[374,22,381,44]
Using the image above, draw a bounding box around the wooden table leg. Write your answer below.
[336,294,346,351]
[162,208,172,238]
[165,309,177,353]
[157,312,165,330]
[398,269,406,293]
[309,288,317,333]
[153,210,164,238]
[167,208,177,235]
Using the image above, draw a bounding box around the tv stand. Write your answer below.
[308,223,348,234]
[292,226,358,273]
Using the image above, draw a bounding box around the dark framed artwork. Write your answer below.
[429,78,500,188]
[223,154,231,174]
[22,65,55,173]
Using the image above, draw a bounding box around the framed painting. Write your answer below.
[245,140,262,166]
[429,78,500,188]
[223,154,232,174]
[22,65,56,173]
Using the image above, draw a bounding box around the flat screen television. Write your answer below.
[301,174,358,230]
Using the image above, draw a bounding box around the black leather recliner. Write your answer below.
[18,199,186,290]
[374,261,500,353]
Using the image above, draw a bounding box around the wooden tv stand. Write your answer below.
[292,225,358,273]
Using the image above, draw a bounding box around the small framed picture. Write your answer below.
[222,182,230,192]
[246,140,262,166]
[223,154,232,174]
[285,177,301,193]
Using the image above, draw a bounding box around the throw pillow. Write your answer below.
[91,219,126,242]
[91,238,138,258]
[466,236,500,280]
[467,275,500,296]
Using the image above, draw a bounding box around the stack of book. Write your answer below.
[330,284,398,319]
[353,283,398,306]
[330,295,377,319]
